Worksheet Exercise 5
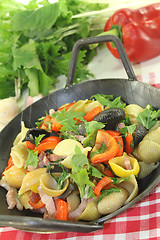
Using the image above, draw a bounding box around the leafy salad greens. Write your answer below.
[0,0,109,99]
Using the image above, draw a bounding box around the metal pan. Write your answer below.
[0,35,160,233]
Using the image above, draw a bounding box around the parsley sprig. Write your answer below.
[52,108,85,134]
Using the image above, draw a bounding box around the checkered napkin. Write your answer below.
[0,72,160,240]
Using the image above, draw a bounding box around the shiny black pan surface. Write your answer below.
[0,35,160,233]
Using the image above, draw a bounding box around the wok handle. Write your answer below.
[66,35,136,87]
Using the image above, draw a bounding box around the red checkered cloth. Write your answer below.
[0,72,160,240]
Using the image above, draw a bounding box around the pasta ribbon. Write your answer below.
[109,152,140,177]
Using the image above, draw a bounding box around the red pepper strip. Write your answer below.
[105,130,124,157]
[58,102,75,111]
[5,156,14,171]
[56,198,68,221]
[103,169,114,178]
[124,132,133,154]
[28,192,45,209]
[34,138,61,154]
[83,106,102,122]
[94,176,112,197]
[39,114,52,131]
[51,117,62,132]
[104,3,160,63]
[91,130,119,164]
[40,136,61,144]
[103,182,118,190]
[26,141,36,150]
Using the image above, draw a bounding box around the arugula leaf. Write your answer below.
[48,163,70,190]
[54,108,85,134]
[118,123,137,137]
[83,121,105,147]
[71,145,89,173]
[71,168,95,199]
[24,149,39,169]
[89,165,104,179]
[137,108,160,130]
[112,176,130,185]
[34,134,45,146]
[91,94,126,109]
[90,142,106,159]
[97,188,121,204]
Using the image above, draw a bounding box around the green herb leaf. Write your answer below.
[71,145,89,173]
[118,123,137,137]
[55,108,85,134]
[24,149,39,169]
[97,188,121,204]
[91,94,126,109]
[83,121,105,147]
[34,134,45,146]
[137,108,160,130]
[89,165,104,178]
[112,176,130,185]
[90,142,106,159]
[71,168,95,199]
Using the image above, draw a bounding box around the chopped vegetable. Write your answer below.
[105,130,124,157]
[136,108,160,130]
[83,106,102,122]
[56,198,68,221]
[124,132,133,154]
[34,138,61,154]
[94,176,112,196]
[29,193,45,209]
[91,130,119,164]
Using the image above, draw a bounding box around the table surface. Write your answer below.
[0,46,160,240]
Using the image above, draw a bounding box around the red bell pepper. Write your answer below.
[29,192,45,209]
[104,3,160,63]
[91,130,119,164]
[56,198,68,221]
[105,130,124,157]
[26,141,36,150]
[124,132,133,154]
[83,106,102,122]
[34,136,61,154]
[94,176,112,196]
[4,156,14,171]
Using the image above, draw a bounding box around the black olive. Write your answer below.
[46,162,69,173]
[58,183,75,200]
[134,122,148,146]
[77,122,86,135]
[93,108,125,130]
[22,128,58,144]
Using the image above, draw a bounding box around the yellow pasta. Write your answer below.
[3,165,27,189]
[98,188,128,215]
[13,121,29,146]
[67,190,80,213]
[18,168,46,195]
[11,142,28,168]
[19,191,33,209]
[40,172,69,197]
[68,99,88,112]
[84,100,104,113]
[77,198,101,221]
[118,174,138,204]
[53,139,83,157]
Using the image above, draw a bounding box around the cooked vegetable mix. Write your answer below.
[1,94,160,221]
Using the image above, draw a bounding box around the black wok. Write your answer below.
[0,35,160,233]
